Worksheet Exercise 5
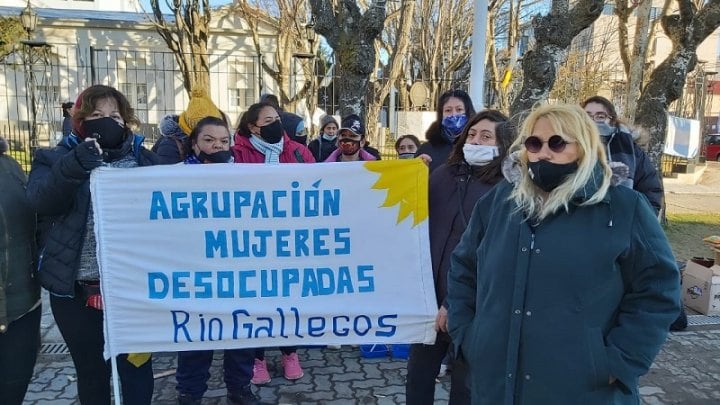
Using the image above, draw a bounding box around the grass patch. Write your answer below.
[664,213,720,262]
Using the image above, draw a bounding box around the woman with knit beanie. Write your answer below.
[307,114,339,162]
[26,85,158,404]
[232,102,314,385]
[152,88,225,164]
[0,136,41,405]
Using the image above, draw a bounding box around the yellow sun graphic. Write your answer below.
[364,159,428,226]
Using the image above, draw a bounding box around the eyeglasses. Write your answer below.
[524,135,572,153]
[586,112,609,122]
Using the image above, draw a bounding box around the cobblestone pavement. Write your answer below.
[22,294,720,404]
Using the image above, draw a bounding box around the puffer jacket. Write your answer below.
[447,162,680,405]
[26,134,160,296]
[151,114,187,164]
[0,154,39,331]
[605,127,663,214]
[232,134,315,164]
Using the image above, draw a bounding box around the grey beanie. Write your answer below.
[320,114,338,131]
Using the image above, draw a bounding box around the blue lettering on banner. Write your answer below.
[204,228,352,259]
[147,181,341,220]
[170,307,399,342]
[147,266,375,300]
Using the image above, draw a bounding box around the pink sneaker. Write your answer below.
[281,352,304,380]
[251,358,271,385]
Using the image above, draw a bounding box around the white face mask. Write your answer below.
[463,144,499,166]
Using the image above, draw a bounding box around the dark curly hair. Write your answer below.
[447,109,512,183]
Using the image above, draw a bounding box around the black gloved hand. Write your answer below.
[73,140,103,172]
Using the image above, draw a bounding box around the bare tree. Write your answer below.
[365,0,415,142]
[410,0,474,108]
[149,0,212,95]
[309,0,388,118]
[233,0,316,112]
[615,0,672,122]
[509,0,604,119]
[487,0,524,112]
[549,22,616,104]
[636,0,720,167]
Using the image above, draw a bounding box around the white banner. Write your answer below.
[665,115,701,158]
[90,160,436,356]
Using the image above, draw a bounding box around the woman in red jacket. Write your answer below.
[232,102,314,385]
[232,102,315,164]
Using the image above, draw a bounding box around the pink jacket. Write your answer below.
[232,134,316,163]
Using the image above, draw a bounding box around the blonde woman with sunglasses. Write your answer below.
[446,104,680,404]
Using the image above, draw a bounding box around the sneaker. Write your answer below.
[177,393,201,405]
[227,386,261,405]
[437,363,448,378]
[251,358,271,385]
[281,352,304,380]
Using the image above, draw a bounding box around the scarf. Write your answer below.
[249,134,284,165]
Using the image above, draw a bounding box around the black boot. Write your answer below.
[227,386,261,405]
[177,393,202,405]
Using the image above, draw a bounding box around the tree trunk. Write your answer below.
[624,0,652,122]
[365,0,415,141]
[635,0,720,169]
[509,0,604,119]
[310,0,387,118]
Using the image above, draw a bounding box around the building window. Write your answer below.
[229,88,254,108]
[228,60,255,109]
[650,7,660,20]
[119,83,148,108]
[118,55,148,109]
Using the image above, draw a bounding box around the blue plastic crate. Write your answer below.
[359,344,388,358]
[391,344,410,359]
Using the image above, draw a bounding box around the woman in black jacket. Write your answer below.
[581,96,663,215]
[406,110,511,405]
[0,137,40,405]
[26,85,158,405]
[416,90,476,172]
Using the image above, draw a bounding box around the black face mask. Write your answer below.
[197,150,233,164]
[528,160,579,192]
[83,117,127,149]
[259,120,284,144]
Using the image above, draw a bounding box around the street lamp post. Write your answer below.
[20,0,40,155]
[291,17,317,123]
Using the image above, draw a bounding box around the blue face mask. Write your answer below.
[441,114,468,142]
[322,133,337,142]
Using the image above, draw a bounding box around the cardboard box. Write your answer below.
[682,261,720,315]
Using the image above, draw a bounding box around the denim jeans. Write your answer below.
[0,305,41,405]
[176,349,255,399]
[51,290,154,405]
[405,332,470,405]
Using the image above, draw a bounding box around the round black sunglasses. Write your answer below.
[524,135,572,153]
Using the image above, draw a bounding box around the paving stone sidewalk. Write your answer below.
[22,294,720,404]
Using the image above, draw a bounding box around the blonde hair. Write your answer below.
[509,103,612,221]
